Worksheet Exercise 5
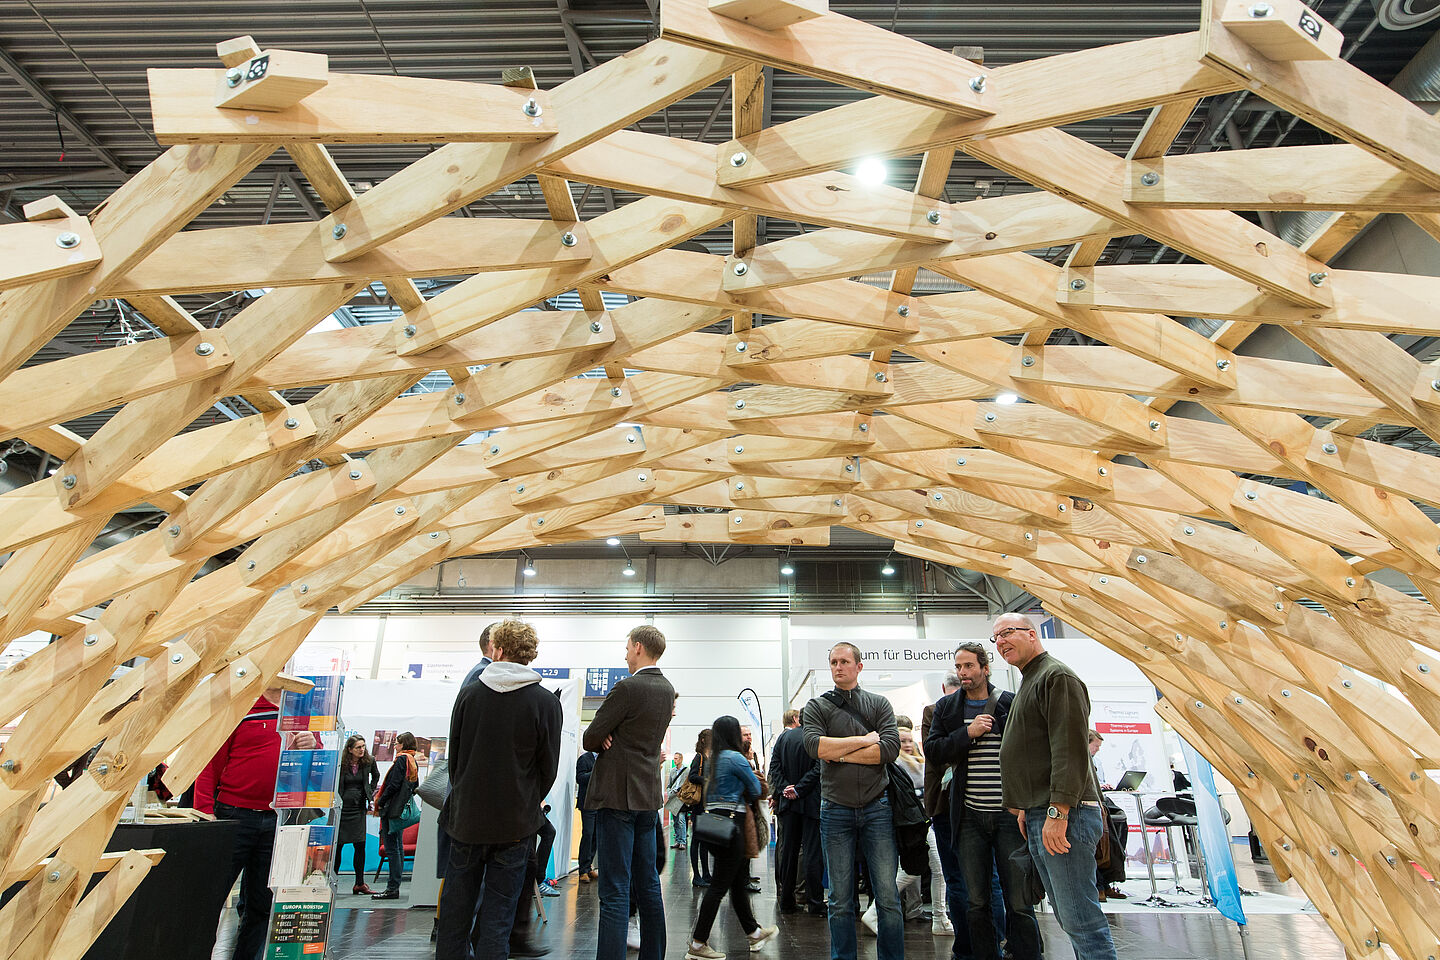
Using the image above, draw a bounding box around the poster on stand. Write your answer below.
[280,676,345,732]
[265,886,332,959]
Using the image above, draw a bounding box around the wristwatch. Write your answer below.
[1046,804,1068,821]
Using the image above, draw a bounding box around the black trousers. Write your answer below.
[213,801,276,960]
[691,820,757,942]
[776,809,824,908]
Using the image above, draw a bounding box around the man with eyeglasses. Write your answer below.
[993,613,1117,960]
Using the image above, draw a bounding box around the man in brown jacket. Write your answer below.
[582,625,675,960]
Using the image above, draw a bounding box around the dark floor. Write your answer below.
[291,847,1346,960]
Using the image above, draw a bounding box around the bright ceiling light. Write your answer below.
[855,157,888,185]
[881,561,896,576]
[780,562,794,576]
[522,558,536,577]
[995,393,1019,405]
[622,560,637,577]
[606,537,621,546]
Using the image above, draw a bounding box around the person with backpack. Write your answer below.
[371,731,421,900]
[800,642,903,960]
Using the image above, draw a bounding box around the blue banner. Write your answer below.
[585,667,629,698]
[1180,741,1246,925]
[536,667,571,679]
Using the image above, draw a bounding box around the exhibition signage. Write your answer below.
[585,666,629,697]
[1181,741,1246,926]
[266,887,332,959]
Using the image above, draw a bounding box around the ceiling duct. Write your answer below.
[1370,0,1440,30]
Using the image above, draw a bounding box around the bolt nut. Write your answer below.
[331,223,347,241]
[735,341,748,353]
[1249,2,1273,16]
[1343,679,1353,688]
[734,515,743,524]
[1098,466,1109,476]
[246,560,256,570]
[226,67,244,87]
[1140,172,1160,187]
[395,506,406,516]
[1183,526,1195,535]
[523,97,542,118]
[626,433,638,444]
[1021,355,1035,367]
[561,231,578,247]
[1281,689,1290,697]
[1148,419,1160,431]
[1322,442,1338,455]
[736,482,746,491]
[489,446,500,455]
[733,262,748,276]
[350,468,363,480]
[1281,843,1291,851]
[1420,663,1431,674]
[453,393,467,405]
[1275,601,1284,610]
[874,372,887,383]
[591,321,603,333]
[1136,554,1148,564]
[1216,358,1231,371]
[1058,503,1067,512]
[734,399,745,410]
[167,524,181,537]
[609,386,622,398]
[536,517,545,526]
[984,412,996,422]
[1412,772,1421,781]
[916,520,925,528]
[844,463,855,473]
[897,304,910,318]
[858,423,869,433]
[1219,620,1228,629]
[956,457,966,466]
[170,650,186,664]
[516,485,526,493]
[1069,278,1087,291]
[61,474,77,489]
[969,76,986,93]
[1432,379,1440,392]
[47,870,61,883]
[403,324,417,338]
[1345,576,1355,587]
[734,445,745,454]
[236,666,248,677]
[833,498,842,507]
[84,634,98,646]
[1244,490,1258,501]
[429,531,440,540]
[55,231,81,249]
[284,417,299,430]
[95,763,110,776]
[926,210,941,225]
[730,152,748,167]
[934,493,943,502]
[194,341,216,357]
[1309,271,1328,287]
[1099,576,1109,585]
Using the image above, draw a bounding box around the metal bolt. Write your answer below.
[84,634,98,647]
[1309,271,1328,287]
[1183,525,1195,535]
[610,387,622,398]
[1069,278,1087,291]
[591,321,603,334]
[561,231,578,247]
[1216,358,1231,371]
[1320,442,1338,455]
[956,457,966,466]
[733,262,748,276]
[626,433,638,444]
[1281,689,1291,697]
[1021,355,1035,367]
[833,498,843,507]
[55,231,81,249]
[734,399,746,410]
[61,474,76,489]
[1025,532,1034,541]
[735,341,748,353]
[1193,699,1201,707]
[1136,554,1147,564]
[844,463,855,473]
[874,372,887,383]
[1275,601,1284,610]
[969,76,986,93]
[1139,172,1160,187]
[348,468,363,482]
[454,393,467,405]
[170,651,184,664]
[734,445,745,454]
[516,485,526,493]
[734,515,743,524]
[926,210,941,225]
[1343,679,1353,688]
[523,97,542,117]
[637,473,648,482]
[96,763,110,776]
[736,482,745,491]
[1219,621,1228,629]
[194,341,216,358]
[1329,848,1338,857]
[730,152,748,167]
[1421,664,1432,674]
[1244,490,1257,501]
[1432,379,1440,392]
[1098,466,1108,476]
[429,532,439,539]
[536,517,545,526]
[246,560,256,570]
[284,417,299,430]
[403,324,417,338]
[1281,843,1291,851]
[167,525,180,537]
[1293,773,1301,780]
[332,223,347,240]
[1099,576,1109,585]
[1249,2,1272,16]
[1234,696,1244,704]
[47,870,61,883]
[489,446,500,455]
[858,423,869,433]
[933,493,944,502]
[1412,772,1421,781]
[985,412,996,422]
[916,520,925,528]
[897,305,910,318]
[0,760,13,772]
[1345,576,1355,587]
[1148,420,1160,431]
[395,506,406,516]
[1058,503,1067,512]
[236,667,248,678]
[226,67,244,87]
[1387,856,1397,866]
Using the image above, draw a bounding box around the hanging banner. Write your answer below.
[1180,741,1246,926]
[737,687,767,760]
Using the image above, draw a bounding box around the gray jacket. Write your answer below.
[801,686,901,808]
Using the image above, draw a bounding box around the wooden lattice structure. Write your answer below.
[1,0,1440,954]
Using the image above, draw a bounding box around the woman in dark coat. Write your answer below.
[371,731,419,899]
[687,729,712,887]
[339,734,379,894]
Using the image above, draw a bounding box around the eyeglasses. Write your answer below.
[991,626,1031,641]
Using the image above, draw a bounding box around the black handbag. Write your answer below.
[694,809,740,848]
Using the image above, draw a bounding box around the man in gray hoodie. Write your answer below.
[436,619,563,960]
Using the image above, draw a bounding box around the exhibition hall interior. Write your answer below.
[1,0,1440,958]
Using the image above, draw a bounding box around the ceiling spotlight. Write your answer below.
[855,157,888,185]
[995,393,1019,405]
[457,573,467,587]
[606,537,621,546]
[522,558,536,577]
[622,560,637,577]
[881,561,896,576]
[780,562,794,576]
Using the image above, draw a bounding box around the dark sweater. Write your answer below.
[441,662,562,845]
[801,686,900,808]
[998,651,1099,810]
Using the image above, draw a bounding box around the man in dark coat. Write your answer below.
[576,749,599,881]
[436,620,562,960]
[769,708,823,914]
[582,625,675,960]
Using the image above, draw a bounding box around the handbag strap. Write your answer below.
[821,689,874,734]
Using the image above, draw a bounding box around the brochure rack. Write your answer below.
[264,675,345,960]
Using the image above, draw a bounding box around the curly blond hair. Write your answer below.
[490,618,540,665]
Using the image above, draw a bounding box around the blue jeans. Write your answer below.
[673,811,687,845]
[958,808,1038,960]
[596,808,665,960]
[819,796,902,960]
[379,817,404,893]
[1025,806,1117,960]
[578,809,598,873]
[435,836,529,960]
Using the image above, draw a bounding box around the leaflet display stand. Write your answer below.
[265,675,345,960]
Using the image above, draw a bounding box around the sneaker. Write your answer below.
[747,926,778,952]
[931,913,954,936]
[860,903,878,936]
[627,917,641,950]
[686,942,725,960]
[540,881,561,897]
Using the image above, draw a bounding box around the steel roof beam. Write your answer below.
[0,41,128,176]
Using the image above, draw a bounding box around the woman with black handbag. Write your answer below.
[685,717,778,960]
[686,730,713,887]
[371,731,420,900]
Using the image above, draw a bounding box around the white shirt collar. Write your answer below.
[633,664,661,674]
